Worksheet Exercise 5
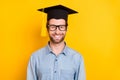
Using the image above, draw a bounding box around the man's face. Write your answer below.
[47,19,67,44]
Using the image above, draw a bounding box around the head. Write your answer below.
[38,5,78,44]
[46,18,68,44]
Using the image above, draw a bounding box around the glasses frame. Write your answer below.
[48,24,67,31]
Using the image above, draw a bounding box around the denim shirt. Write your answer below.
[27,44,86,80]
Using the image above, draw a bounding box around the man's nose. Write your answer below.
[55,27,61,34]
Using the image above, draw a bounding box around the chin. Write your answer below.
[51,38,64,44]
[52,40,63,44]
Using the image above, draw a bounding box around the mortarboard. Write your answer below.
[38,4,78,21]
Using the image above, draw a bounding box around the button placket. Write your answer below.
[53,57,58,80]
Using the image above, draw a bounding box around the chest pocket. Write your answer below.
[60,69,75,80]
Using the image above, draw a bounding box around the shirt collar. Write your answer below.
[62,45,68,56]
[46,42,52,53]
[46,41,68,56]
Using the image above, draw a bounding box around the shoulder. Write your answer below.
[66,46,82,57]
[30,46,47,58]
[66,46,84,62]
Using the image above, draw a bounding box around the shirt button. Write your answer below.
[54,71,57,73]
[55,59,58,61]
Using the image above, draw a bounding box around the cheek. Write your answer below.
[63,31,67,34]
[48,31,54,35]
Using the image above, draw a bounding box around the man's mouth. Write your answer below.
[54,35,61,39]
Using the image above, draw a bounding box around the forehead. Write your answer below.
[48,19,66,24]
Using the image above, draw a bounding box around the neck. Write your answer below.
[49,41,65,55]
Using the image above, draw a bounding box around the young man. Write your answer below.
[27,5,86,80]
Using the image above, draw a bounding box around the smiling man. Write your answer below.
[27,5,86,80]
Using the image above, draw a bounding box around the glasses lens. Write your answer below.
[48,25,56,31]
[59,25,66,31]
[48,25,66,31]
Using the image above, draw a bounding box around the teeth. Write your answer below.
[55,35,60,38]
[55,36,59,37]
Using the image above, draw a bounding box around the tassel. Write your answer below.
[40,8,47,37]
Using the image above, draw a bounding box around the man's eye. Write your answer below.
[51,26,56,28]
[60,26,65,28]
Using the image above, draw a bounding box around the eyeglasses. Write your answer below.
[48,25,67,31]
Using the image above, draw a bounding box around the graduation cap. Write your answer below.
[38,4,78,21]
[38,5,78,37]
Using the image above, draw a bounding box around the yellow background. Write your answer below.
[0,0,120,80]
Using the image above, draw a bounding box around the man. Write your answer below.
[27,5,86,80]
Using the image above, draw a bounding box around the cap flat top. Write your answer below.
[38,5,78,14]
[38,5,78,21]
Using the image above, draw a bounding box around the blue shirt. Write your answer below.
[27,44,86,80]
